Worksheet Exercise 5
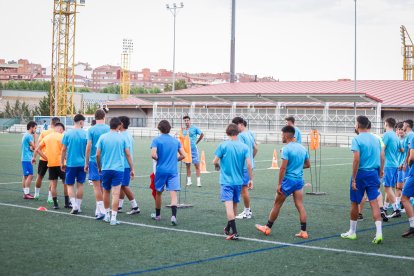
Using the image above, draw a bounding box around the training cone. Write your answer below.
[37,206,47,211]
[200,150,210,173]
[268,149,280,169]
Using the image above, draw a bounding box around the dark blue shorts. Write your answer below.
[281,178,304,197]
[242,170,250,186]
[102,170,123,191]
[65,166,86,185]
[350,170,380,204]
[154,172,180,192]
[88,161,102,181]
[122,168,131,186]
[383,167,398,187]
[397,168,406,183]
[220,185,242,202]
[186,146,199,165]
[21,161,33,176]
[402,176,414,197]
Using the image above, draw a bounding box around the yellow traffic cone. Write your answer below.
[200,150,210,173]
[268,149,280,169]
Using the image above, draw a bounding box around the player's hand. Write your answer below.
[351,179,357,191]
[31,158,36,165]
[276,185,282,195]
[403,164,406,172]
[61,164,66,172]
[214,164,220,171]
[84,164,89,173]
[130,170,135,180]
[248,180,253,190]
[379,170,384,178]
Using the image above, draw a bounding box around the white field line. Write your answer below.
[0,181,21,185]
[0,202,413,262]
[255,157,353,163]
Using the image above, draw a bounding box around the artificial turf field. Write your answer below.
[0,133,413,275]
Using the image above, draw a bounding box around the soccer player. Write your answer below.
[341,116,383,244]
[117,116,140,215]
[213,123,252,240]
[32,117,61,201]
[61,114,87,214]
[21,121,37,199]
[85,109,110,219]
[396,122,407,211]
[256,125,310,239]
[36,123,66,209]
[180,115,204,187]
[231,117,257,219]
[401,132,414,237]
[403,119,414,179]
[150,120,186,225]
[285,116,302,144]
[96,117,134,225]
[382,118,403,218]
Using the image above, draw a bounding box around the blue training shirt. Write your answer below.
[182,125,202,148]
[21,133,34,161]
[281,142,309,180]
[351,132,381,171]
[62,128,87,167]
[214,140,249,186]
[87,124,110,162]
[294,126,302,144]
[120,130,134,169]
[238,130,255,169]
[382,130,401,168]
[151,134,181,174]
[400,136,409,166]
[409,135,414,176]
[96,131,127,172]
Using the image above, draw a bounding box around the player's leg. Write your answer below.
[236,170,251,219]
[152,173,165,220]
[170,191,178,225]
[65,166,78,213]
[222,185,240,239]
[118,190,125,212]
[341,176,362,240]
[376,191,389,222]
[118,168,130,212]
[50,179,58,209]
[35,160,48,200]
[22,162,34,199]
[384,168,400,218]
[186,163,192,186]
[256,191,287,236]
[124,187,140,215]
[358,193,367,221]
[74,167,86,212]
[192,147,201,186]
[110,184,121,225]
[401,176,414,237]
[167,173,180,225]
[102,170,112,222]
[293,189,308,239]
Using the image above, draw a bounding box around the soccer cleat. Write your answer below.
[151,213,161,221]
[88,180,93,186]
[224,227,230,236]
[226,233,239,240]
[340,231,357,240]
[171,216,177,226]
[401,227,414,238]
[64,204,72,209]
[400,208,406,214]
[236,210,252,219]
[110,220,121,226]
[34,195,40,200]
[117,207,123,213]
[357,213,364,221]
[381,212,389,222]
[197,182,202,187]
[255,224,271,236]
[23,194,34,200]
[126,207,141,215]
[186,179,192,186]
[387,210,401,219]
[95,213,105,220]
[70,209,79,215]
[47,199,54,205]
[52,205,59,210]
[103,215,110,223]
[295,230,309,239]
[372,235,383,244]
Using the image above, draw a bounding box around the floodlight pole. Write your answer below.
[353,0,357,119]
[230,0,236,83]
[166,2,184,92]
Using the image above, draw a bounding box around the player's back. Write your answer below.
[97,131,125,172]
[352,132,381,171]
[383,131,400,168]
[21,133,33,161]
[215,140,248,186]
[120,130,134,169]
[87,124,110,162]
[152,134,180,174]
[294,127,302,144]
[62,128,87,167]
[282,142,308,180]
[42,132,64,167]
[238,131,255,169]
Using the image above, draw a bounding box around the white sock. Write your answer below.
[111,211,118,221]
[384,202,390,210]
[187,177,191,183]
[396,197,401,206]
[350,220,357,234]
[409,217,414,228]
[105,208,111,218]
[35,188,40,197]
[48,191,52,200]
[98,201,106,214]
[392,203,398,211]
[119,199,124,208]
[23,188,29,195]
[130,199,138,208]
[375,220,382,237]
[95,204,99,216]
[76,199,82,210]
[244,207,251,213]
[197,177,201,184]
[70,197,78,210]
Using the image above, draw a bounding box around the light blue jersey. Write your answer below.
[281,142,309,180]
[96,131,127,172]
[21,133,34,161]
[62,128,87,167]
[238,130,255,169]
[151,134,181,174]
[383,130,401,168]
[182,125,202,148]
[351,132,381,171]
[294,126,302,144]
[121,130,133,169]
[214,140,249,186]
[400,136,409,166]
[87,124,110,162]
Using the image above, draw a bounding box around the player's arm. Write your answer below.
[61,145,67,171]
[246,157,254,189]
[196,133,204,145]
[151,148,158,161]
[351,151,360,191]
[277,159,288,195]
[178,148,186,161]
[303,158,310,169]
[253,142,258,158]
[84,140,92,172]
[96,148,102,172]
[409,148,414,167]
[35,142,47,161]
[212,156,220,171]
[380,147,385,178]
[124,148,135,180]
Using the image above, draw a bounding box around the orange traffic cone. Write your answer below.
[268,149,280,169]
[200,150,210,173]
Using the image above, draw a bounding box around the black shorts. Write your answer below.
[48,166,65,181]
[37,160,48,177]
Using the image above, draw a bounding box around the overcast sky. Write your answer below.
[1,0,413,81]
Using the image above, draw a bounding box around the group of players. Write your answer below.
[20,109,414,241]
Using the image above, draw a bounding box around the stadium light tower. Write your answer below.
[120,38,133,99]
[166,2,184,92]
[50,0,85,116]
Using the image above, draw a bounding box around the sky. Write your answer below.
[1,0,413,81]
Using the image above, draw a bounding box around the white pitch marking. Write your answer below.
[0,181,21,185]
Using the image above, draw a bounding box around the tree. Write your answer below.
[163,79,187,92]
[84,103,99,115]
[34,94,51,116]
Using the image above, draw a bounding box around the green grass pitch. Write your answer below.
[0,133,413,275]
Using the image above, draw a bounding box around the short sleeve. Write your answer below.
[382,133,389,147]
[281,147,289,160]
[214,143,223,158]
[28,135,34,143]
[150,138,158,149]
[96,136,102,150]
[177,140,182,149]
[411,137,414,149]
[243,145,249,159]
[62,133,68,146]
[87,129,92,141]
[195,126,202,135]
[351,137,360,152]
